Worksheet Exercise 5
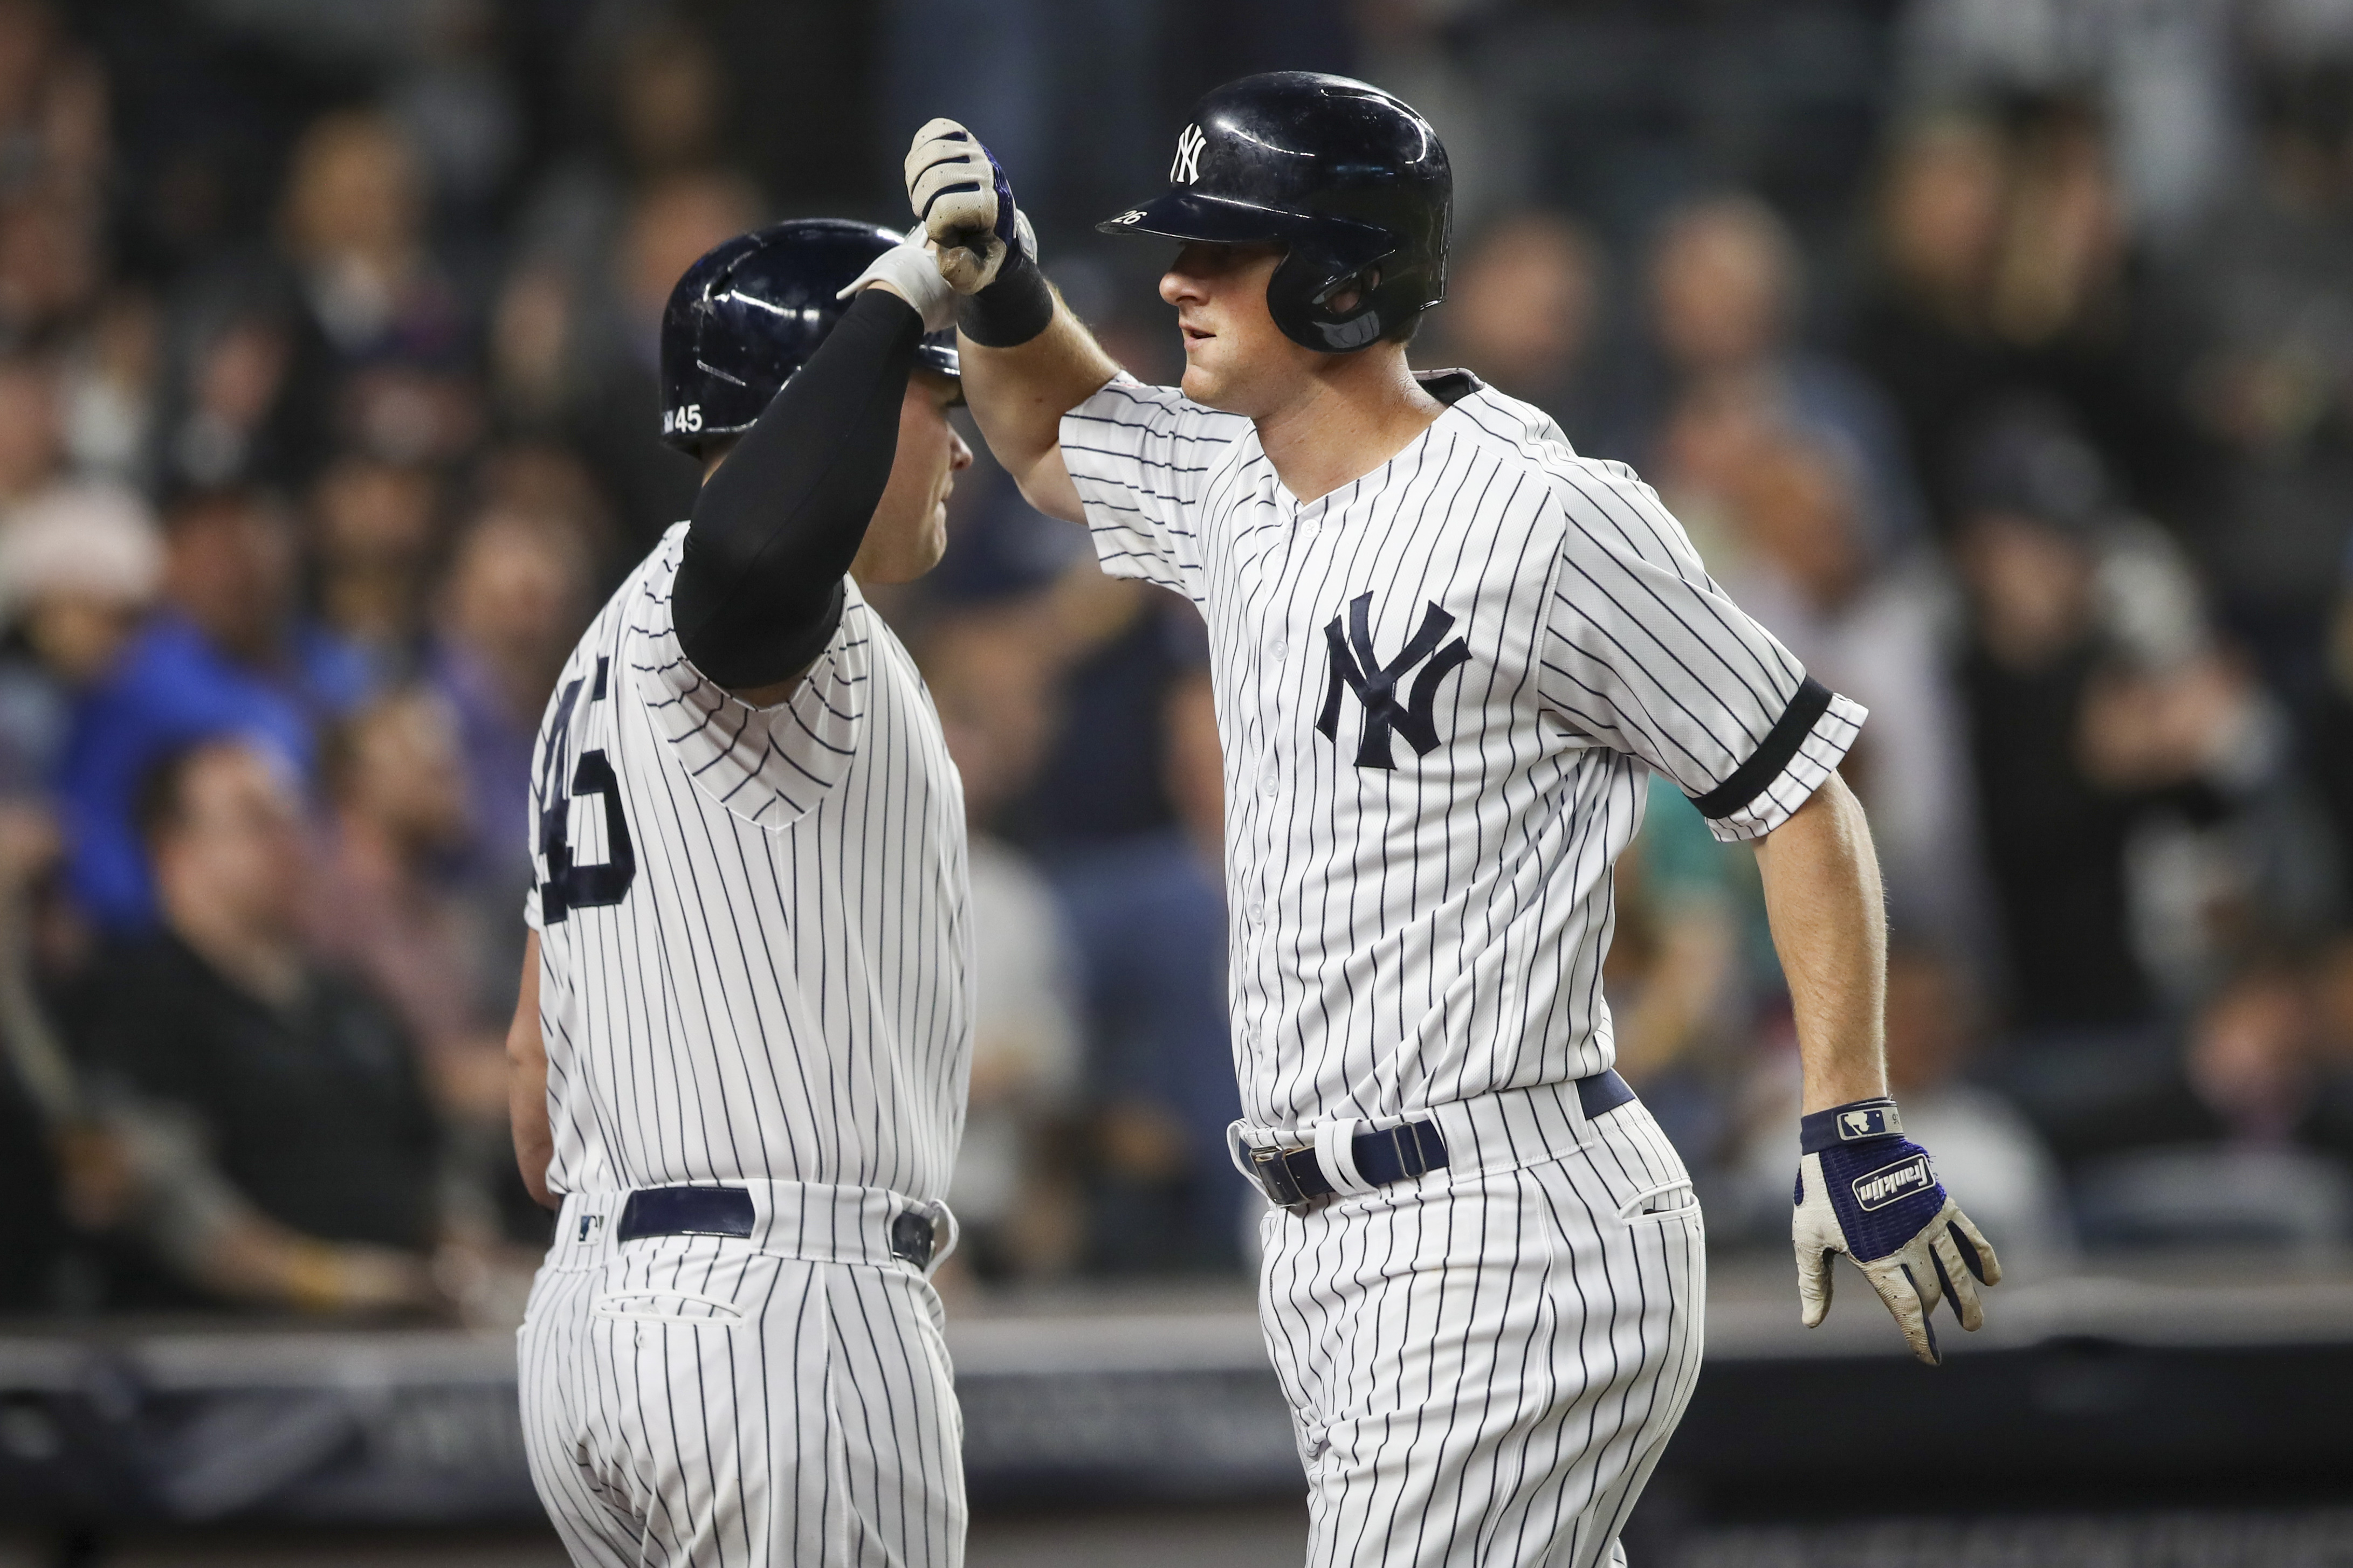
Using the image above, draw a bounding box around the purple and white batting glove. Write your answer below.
[904,118,1038,295]
[1793,1097,2001,1366]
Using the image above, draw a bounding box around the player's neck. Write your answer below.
[1251,347,1445,506]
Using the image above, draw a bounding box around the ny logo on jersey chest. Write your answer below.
[1316,592,1472,770]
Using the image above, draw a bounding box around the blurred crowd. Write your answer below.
[5,0,2353,1322]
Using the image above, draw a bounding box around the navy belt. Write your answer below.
[614,1185,941,1269]
[1244,1069,1636,1213]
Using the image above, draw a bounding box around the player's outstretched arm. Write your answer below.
[507,932,556,1212]
[674,246,955,697]
[904,118,1118,524]
[1753,773,2001,1365]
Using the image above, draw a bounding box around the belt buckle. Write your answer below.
[1247,1144,1314,1214]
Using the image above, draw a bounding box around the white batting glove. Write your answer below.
[1792,1097,2001,1366]
[904,118,1038,294]
[835,226,958,334]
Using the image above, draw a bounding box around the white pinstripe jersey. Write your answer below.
[525,522,972,1201]
[1063,373,1864,1133]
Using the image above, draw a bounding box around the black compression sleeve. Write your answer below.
[672,289,924,690]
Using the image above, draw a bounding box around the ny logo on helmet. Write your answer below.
[1171,123,1207,184]
[1317,592,1471,770]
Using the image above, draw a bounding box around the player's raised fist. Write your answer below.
[904,118,1035,294]
[1792,1096,2001,1366]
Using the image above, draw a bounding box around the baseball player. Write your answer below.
[905,74,2002,1566]
[506,219,978,1567]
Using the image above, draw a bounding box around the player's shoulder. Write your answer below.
[535,521,687,728]
[1440,383,1671,536]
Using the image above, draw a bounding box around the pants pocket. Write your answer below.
[1615,1178,1701,1226]
[590,1287,746,1325]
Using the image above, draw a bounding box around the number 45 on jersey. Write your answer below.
[538,655,636,923]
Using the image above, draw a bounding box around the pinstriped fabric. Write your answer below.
[519,522,972,1565]
[1061,377,1862,1135]
[519,1236,965,1567]
[525,522,972,1203]
[1259,1104,1705,1567]
[1062,378,1771,1563]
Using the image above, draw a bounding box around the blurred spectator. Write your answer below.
[1058,668,1249,1274]
[1850,115,2014,530]
[277,108,477,470]
[312,692,505,1109]
[158,305,299,493]
[1647,192,1926,552]
[312,686,531,1244]
[1853,100,2205,536]
[1950,399,2283,1032]
[0,483,160,793]
[426,496,595,895]
[513,11,731,278]
[1428,209,1609,452]
[534,168,759,559]
[61,290,160,487]
[78,740,441,1311]
[0,348,64,507]
[1897,0,2240,241]
[2163,55,2353,712]
[309,452,442,681]
[2074,957,2353,1252]
[1690,410,1984,950]
[58,484,373,931]
[928,606,1085,1282]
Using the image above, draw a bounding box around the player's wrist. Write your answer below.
[1799,1096,1903,1155]
[954,235,1054,347]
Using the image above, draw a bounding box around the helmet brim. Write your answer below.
[914,331,960,381]
[1096,189,1389,257]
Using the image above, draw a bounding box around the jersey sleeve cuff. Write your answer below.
[1691,678,1868,842]
[1061,376,1196,598]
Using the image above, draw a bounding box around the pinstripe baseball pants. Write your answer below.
[1257,1096,1705,1568]
[519,1187,965,1568]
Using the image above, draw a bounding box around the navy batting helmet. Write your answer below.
[1097,72,1450,353]
[659,218,959,454]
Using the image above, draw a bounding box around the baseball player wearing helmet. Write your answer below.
[507,219,979,1567]
[907,72,2000,1567]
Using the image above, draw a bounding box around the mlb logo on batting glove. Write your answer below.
[1792,1097,2002,1365]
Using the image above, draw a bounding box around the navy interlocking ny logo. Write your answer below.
[1316,592,1472,770]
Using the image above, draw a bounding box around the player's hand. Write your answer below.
[904,118,1038,294]
[835,226,958,333]
[1792,1097,2001,1366]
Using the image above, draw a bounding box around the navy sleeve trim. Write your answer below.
[1688,676,1834,821]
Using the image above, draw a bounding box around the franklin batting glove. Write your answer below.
[1792,1097,2001,1366]
[905,119,1037,295]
